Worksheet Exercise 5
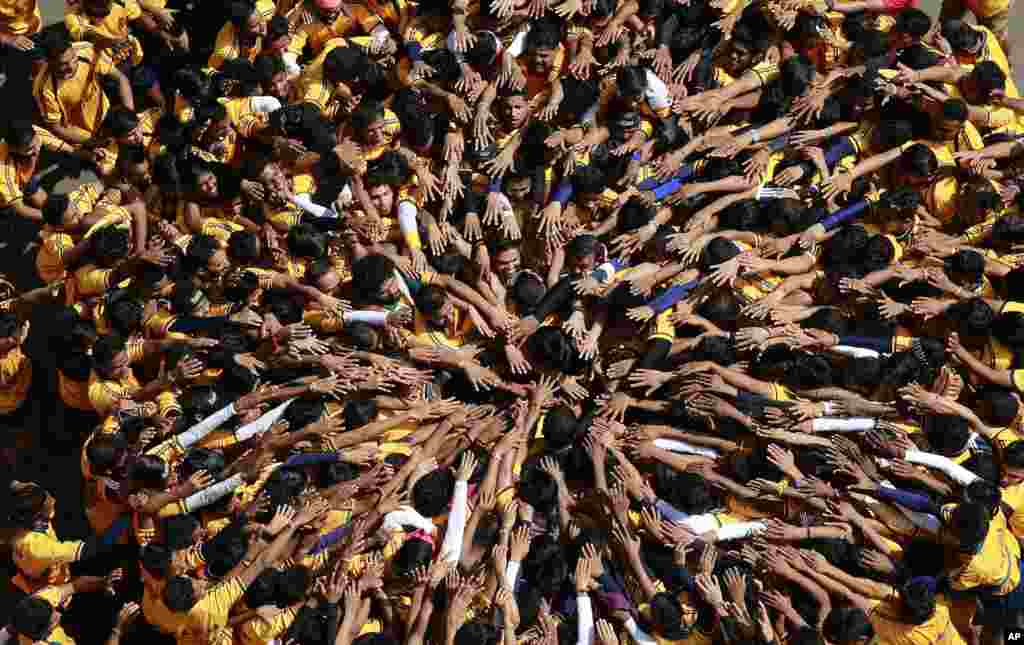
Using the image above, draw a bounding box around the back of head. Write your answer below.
[412,467,455,517]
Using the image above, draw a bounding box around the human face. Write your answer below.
[197,172,218,199]
[504,95,530,131]
[364,117,388,147]
[208,248,230,275]
[122,158,152,188]
[505,176,531,204]
[267,71,290,100]
[54,47,78,80]
[726,43,753,75]
[260,163,289,197]
[493,247,521,285]
[368,184,394,215]
[244,12,266,37]
[528,47,557,75]
[570,252,596,275]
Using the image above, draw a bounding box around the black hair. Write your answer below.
[942,19,981,52]
[163,514,202,551]
[92,333,127,375]
[283,398,326,432]
[898,143,938,178]
[412,468,455,517]
[699,237,741,273]
[92,225,130,264]
[39,24,72,60]
[392,537,434,577]
[228,230,262,265]
[924,414,970,456]
[286,223,327,259]
[12,597,55,641]
[948,297,995,338]
[970,61,1006,96]
[164,576,197,612]
[948,502,990,551]
[130,453,168,490]
[104,106,140,138]
[894,8,930,37]
[942,98,969,123]
[823,607,874,645]
[140,543,172,579]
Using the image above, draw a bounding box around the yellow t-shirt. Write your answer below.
[947,508,1021,595]
[0,142,37,209]
[64,0,143,67]
[177,578,246,645]
[0,346,32,414]
[1002,482,1024,540]
[0,0,41,35]
[866,595,966,645]
[11,526,82,594]
[236,606,300,645]
[34,42,115,137]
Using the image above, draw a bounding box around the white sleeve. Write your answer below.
[441,481,469,563]
[576,594,595,645]
[812,417,877,432]
[288,193,329,218]
[505,560,521,588]
[382,506,437,533]
[681,513,720,534]
[623,618,658,645]
[397,200,419,235]
[445,31,467,63]
[182,474,244,513]
[905,450,980,486]
[653,438,719,458]
[281,53,301,77]
[713,521,766,542]
[175,403,237,450]
[343,310,389,326]
[506,29,528,59]
[644,69,671,113]
[250,96,283,113]
[833,345,881,359]
[234,399,296,442]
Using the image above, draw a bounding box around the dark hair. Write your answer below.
[823,607,873,645]
[39,24,72,60]
[894,8,930,37]
[941,98,968,122]
[898,143,937,178]
[351,255,396,305]
[286,223,327,259]
[942,19,980,52]
[164,576,197,612]
[104,106,140,138]
[140,543,172,578]
[92,226,130,264]
[412,468,455,517]
[948,502,990,551]
[12,597,55,641]
[970,61,1006,96]
[392,537,434,577]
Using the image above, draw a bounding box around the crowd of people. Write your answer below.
[1,0,1024,641]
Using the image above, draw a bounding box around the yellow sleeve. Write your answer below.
[0,160,24,208]
[648,308,676,342]
[18,532,84,569]
[195,578,246,626]
[75,267,113,296]
[94,49,115,77]
[36,75,64,127]
[89,380,128,415]
[64,10,89,40]
[33,584,74,607]
[123,0,143,20]
[1012,370,1024,393]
